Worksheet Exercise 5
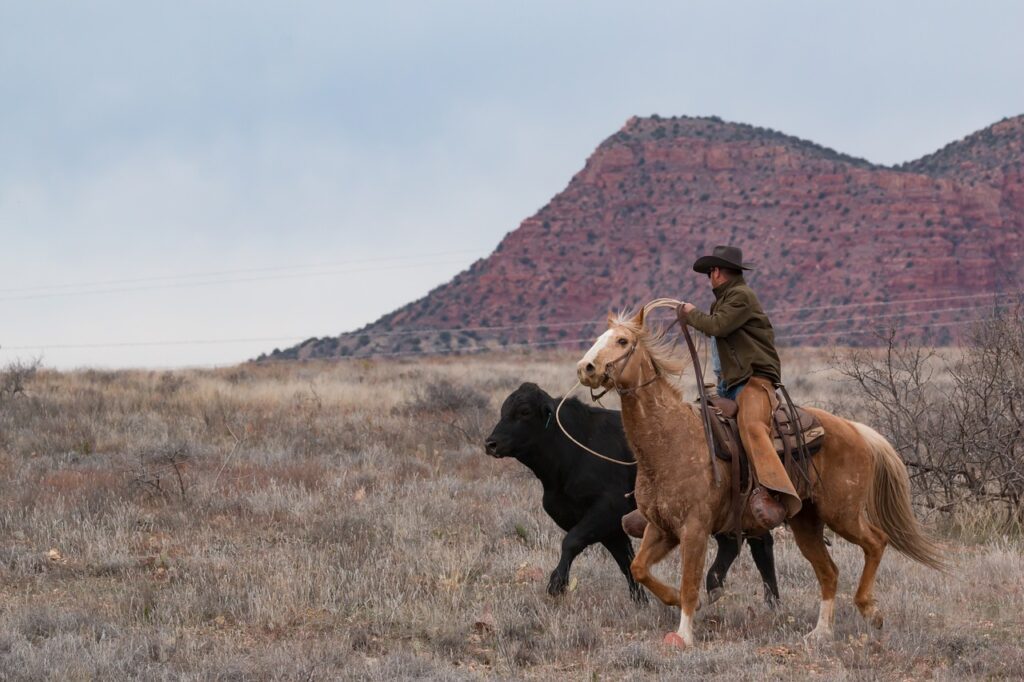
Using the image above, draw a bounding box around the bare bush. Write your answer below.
[0,358,40,405]
[403,377,490,414]
[129,445,191,502]
[401,377,492,446]
[833,305,1024,527]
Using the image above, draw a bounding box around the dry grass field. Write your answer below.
[0,351,1022,680]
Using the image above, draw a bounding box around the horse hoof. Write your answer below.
[662,632,688,649]
[869,611,884,630]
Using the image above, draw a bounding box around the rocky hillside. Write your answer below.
[262,115,1024,360]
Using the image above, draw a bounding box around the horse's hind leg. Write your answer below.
[747,533,780,607]
[630,524,679,607]
[788,504,839,640]
[828,515,888,630]
[705,533,742,604]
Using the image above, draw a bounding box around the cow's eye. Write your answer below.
[518,407,532,418]
[617,338,629,346]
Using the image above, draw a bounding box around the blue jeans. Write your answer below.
[720,381,747,401]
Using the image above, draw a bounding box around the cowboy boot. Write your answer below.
[749,486,787,530]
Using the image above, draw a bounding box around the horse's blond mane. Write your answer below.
[610,298,691,377]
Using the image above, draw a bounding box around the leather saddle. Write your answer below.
[703,393,825,467]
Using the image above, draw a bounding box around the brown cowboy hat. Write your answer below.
[692,245,754,274]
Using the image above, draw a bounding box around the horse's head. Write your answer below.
[578,303,689,392]
[577,309,649,391]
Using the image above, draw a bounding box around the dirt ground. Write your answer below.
[0,352,1021,680]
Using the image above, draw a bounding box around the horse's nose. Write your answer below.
[577,360,597,384]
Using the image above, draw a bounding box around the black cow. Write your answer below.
[484,382,780,606]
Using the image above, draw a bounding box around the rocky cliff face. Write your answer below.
[263,115,1024,360]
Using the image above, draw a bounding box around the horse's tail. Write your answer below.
[852,422,946,571]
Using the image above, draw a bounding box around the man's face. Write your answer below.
[708,267,724,287]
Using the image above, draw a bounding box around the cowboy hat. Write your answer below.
[692,245,754,274]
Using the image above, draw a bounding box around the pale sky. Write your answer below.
[2,1,1023,368]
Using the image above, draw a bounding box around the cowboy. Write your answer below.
[677,245,801,530]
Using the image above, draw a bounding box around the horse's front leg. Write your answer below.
[630,523,679,606]
[665,524,709,648]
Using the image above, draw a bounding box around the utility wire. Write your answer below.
[0,249,486,294]
[3,304,1005,352]
[0,257,475,302]
[327,291,1017,338]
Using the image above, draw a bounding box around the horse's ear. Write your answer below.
[606,311,616,327]
[630,307,645,327]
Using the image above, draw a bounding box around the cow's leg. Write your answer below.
[747,533,780,607]
[630,523,680,606]
[705,533,742,604]
[548,504,619,596]
[600,534,647,604]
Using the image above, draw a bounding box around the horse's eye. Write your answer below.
[617,338,629,346]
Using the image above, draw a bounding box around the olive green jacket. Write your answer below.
[684,276,781,390]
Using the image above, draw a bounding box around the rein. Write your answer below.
[679,322,723,486]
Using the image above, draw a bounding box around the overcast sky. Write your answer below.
[2,1,1023,368]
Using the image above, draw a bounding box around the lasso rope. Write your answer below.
[554,379,637,466]
[643,297,684,315]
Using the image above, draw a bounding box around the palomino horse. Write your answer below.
[576,305,944,648]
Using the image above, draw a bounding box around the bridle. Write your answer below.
[589,318,679,401]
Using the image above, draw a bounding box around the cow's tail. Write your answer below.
[853,422,946,571]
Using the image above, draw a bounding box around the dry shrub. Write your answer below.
[832,304,1024,530]
[0,358,40,404]
[398,377,492,448]
[403,377,489,414]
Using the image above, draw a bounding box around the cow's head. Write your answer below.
[484,382,555,458]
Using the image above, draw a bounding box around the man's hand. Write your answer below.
[678,301,696,315]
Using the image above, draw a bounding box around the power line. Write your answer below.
[332,290,1018,339]
[0,257,476,302]
[6,286,1015,350]
[773,302,1015,328]
[777,316,994,341]
[769,290,1018,315]
[275,294,1016,341]
[4,298,1014,352]
[1,336,309,350]
[0,249,487,294]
